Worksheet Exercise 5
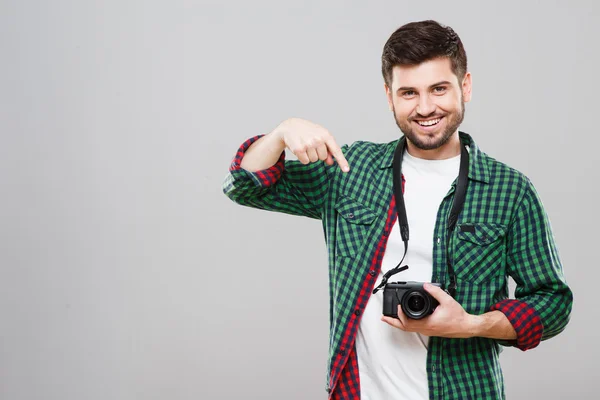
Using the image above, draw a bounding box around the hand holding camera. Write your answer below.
[383,281,442,320]
[380,282,477,339]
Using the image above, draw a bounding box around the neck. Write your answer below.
[406,131,461,160]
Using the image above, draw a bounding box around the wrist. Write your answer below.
[270,126,284,143]
[260,127,286,156]
[464,311,518,340]
[271,119,292,146]
[465,313,482,338]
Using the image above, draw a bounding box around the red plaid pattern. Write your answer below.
[491,299,543,350]
[229,134,285,187]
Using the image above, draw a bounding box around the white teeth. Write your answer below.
[417,118,441,126]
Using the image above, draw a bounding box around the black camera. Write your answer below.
[382,281,441,320]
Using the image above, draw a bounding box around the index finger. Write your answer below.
[424,283,452,305]
[325,137,350,172]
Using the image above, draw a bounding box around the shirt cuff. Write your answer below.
[229,134,285,187]
[490,299,543,351]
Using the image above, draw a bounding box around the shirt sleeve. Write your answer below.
[490,178,573,351]
[222,134,340,220]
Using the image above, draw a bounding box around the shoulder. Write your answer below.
[342,139,393,152]
[479,150,537,204]
[340,139,396,165]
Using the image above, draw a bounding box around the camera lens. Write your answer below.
[402,290,431,319]
[408,294,425,312]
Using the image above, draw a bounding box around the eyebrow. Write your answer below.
[396,80,452,93]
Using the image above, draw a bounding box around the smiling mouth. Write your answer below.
[415,117,443,127]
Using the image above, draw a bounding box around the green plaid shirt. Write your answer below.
[223,132,572,400]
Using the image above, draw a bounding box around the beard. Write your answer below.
[393,101,465,150]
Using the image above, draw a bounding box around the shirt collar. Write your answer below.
[378,131,490,184]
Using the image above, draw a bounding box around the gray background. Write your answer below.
[1,0,597,399]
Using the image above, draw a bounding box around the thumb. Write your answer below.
[424,283,452,305]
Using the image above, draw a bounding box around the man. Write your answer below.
[222,20,572,400]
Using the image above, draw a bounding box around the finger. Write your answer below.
[325,152,334,165]
[316,144,329,161]
[381,316,406,331]
[424,283,452,305]
[398,306,431,330]
[397,306,409,326]
[295,150,310,164]
[306,148,319,163]
[325,137,350,172]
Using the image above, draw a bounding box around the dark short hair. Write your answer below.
[381,20,467,88]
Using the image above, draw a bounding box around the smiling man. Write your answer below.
[388,61,467,158]
[223,20,572,400]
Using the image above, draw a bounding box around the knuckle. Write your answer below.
[292,144,307,154]
[308,138,322,149]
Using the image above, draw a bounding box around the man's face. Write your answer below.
[385,57,472,151]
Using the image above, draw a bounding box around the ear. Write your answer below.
[462,72,472,103]
[385,83,394,111]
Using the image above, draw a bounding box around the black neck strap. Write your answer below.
[372,135,470,296]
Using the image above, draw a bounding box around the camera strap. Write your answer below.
[372,135,470,296]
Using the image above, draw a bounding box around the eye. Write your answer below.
[433,86,447,94]
[401,90,416,98]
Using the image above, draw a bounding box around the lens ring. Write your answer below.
[402,290,431,319]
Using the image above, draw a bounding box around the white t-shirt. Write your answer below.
[355,149,460,400]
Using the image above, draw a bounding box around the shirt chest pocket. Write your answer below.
[334,197,378,258]
[452,222,507,284]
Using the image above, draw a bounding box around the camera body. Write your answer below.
[382,281,441,320]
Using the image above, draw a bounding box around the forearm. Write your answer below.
[468,310,517,340]
[240,129,286,172]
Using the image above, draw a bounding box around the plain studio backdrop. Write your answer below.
[0,1,597,399]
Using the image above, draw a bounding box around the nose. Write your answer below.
[416,94,435,117]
